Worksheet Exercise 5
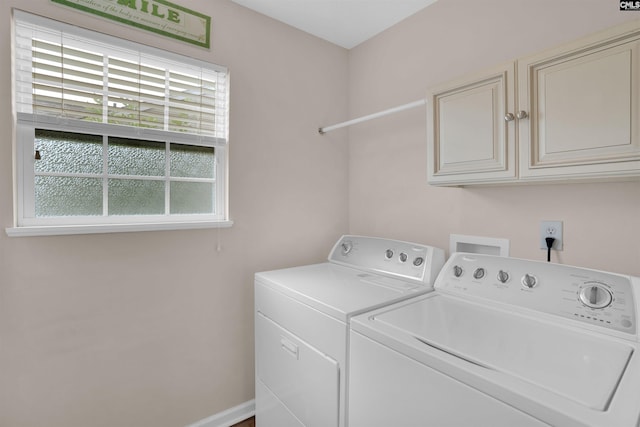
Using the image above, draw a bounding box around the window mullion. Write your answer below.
[164,67,170,215]
[102,56,109,218]
[102,134,108,217]
[165,141,170,215]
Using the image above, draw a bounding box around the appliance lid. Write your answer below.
[255,263,429,321]
[371,293,634,411]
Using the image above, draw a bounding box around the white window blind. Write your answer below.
[14,10,228,143]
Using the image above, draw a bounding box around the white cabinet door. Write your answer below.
[427,62,517,186]
[518,23,640,181]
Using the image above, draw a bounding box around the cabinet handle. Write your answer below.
[504,113,515,122]
[516,110,529,119]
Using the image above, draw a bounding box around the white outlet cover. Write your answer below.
[540,220,563,250]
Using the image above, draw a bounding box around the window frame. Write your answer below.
[8,11,232,236]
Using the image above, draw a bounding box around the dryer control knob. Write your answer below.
[521,274,537,289]
[473,268,486,279]
[579,284,613,309]
[453,265,464,278]
[341,241,353,255]
[497,270,510,283]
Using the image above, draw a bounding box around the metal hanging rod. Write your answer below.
[318,98,426,135]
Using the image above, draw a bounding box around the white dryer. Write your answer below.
[349,253,640,427]
[254,235,445,427]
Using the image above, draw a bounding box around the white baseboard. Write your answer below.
[186,400,255,427]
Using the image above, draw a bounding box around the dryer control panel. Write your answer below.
[436,253,638,336]
[329,235,445,286]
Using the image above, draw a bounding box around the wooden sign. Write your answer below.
[51,0,211,48]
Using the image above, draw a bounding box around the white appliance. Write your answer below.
[254,235,445,427]
[349,253,640,427]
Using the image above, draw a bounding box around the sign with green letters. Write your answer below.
[51,0,211,48]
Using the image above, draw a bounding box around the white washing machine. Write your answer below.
[349,253,640,427]
[254,235,445,427]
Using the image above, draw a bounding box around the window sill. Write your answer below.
[5,220,234,237]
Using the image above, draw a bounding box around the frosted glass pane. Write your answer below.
[34,130,103,174]
[170,182,214,214]
[35,176,102,217]
[170,144,215,178]
[108,137,165,176]
[108,179,164,215]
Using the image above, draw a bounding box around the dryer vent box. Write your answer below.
[450,234,509,257]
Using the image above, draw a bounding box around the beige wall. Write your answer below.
[0,1,349,426]
[348,0,640,276]
[3,0,640,426]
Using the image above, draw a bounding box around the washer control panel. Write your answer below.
[329,235,445,286]
[436,253,638,336]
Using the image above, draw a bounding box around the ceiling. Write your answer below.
[230,0,439,49]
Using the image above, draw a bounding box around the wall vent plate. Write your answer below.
[449,234,510,256]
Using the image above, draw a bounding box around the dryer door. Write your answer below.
[256,312,339,427]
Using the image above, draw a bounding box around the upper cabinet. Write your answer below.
[427,20,640,186]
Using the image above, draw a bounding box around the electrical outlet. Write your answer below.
[540,220,563,250]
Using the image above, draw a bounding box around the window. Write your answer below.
[10,11,230,236]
